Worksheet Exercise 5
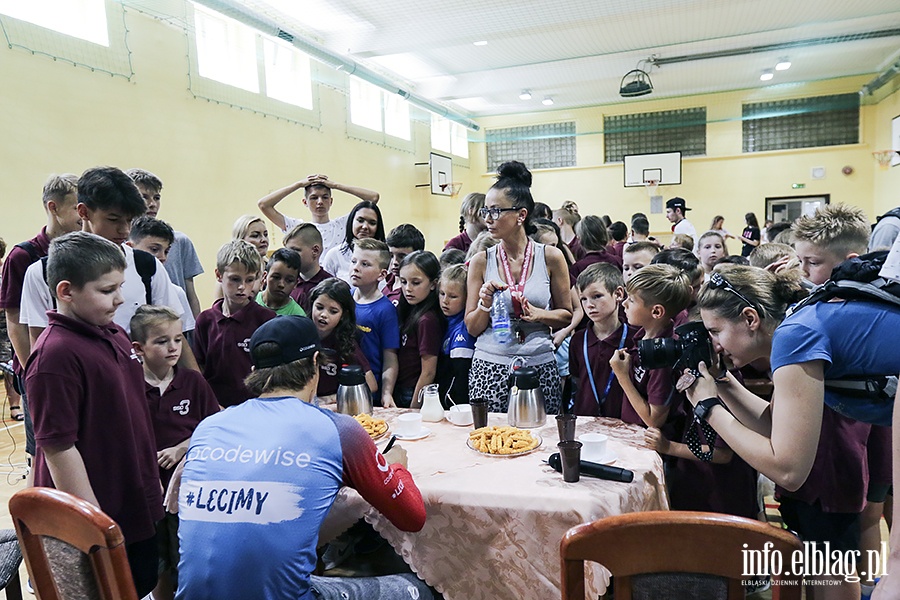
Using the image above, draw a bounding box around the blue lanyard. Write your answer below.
[584,324,629,406]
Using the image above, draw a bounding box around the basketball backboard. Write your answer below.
[623,151,682,187]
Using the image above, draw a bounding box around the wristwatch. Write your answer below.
[693,397,723,421]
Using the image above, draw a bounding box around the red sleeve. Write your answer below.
[25,348,82,448]
[330,413,426,532]
[0,248,32,309]
[416,312,443,357]
[192,311,211,366]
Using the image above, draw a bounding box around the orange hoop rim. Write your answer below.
[872,150,898,168]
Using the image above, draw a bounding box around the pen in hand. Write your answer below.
[382,435,397,454]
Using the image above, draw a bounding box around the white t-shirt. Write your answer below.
[282,213,349,265]
[322,245,353,284]
[673,218,697,240]
[20,244,185,334]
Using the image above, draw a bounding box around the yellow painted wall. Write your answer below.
[873,86,900,215]
[0,7,478,306]
[471,77,881,241]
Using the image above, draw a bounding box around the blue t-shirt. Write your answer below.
[176,398,344,600]
[442,311,475,358]
[355,295,400,382]
[771,300,900,426]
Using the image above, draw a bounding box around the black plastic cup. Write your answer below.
[556,414,577,443]
[557,441,583,483]
[471,399,489,430]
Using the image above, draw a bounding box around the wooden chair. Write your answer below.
[561,511,803,600]
[8,487,138,600]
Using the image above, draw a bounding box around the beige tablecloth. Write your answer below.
[324,409,669,600]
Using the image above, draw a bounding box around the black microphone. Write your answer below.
[548,453,634,483]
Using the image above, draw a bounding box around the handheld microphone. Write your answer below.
[548,453,634,483]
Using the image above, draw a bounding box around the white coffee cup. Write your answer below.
[578,433,608,462]
[396,413,423,437]
[448,404,474,426]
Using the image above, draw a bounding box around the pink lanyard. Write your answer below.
[498,241,533,317]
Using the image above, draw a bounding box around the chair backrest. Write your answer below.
[8,488,138,600]
[560,510,803,600]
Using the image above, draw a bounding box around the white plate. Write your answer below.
[583,453,617,465]
[467,433,543,457]
[393,427,431,441]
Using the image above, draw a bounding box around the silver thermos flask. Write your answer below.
[507,366,546,428]
[336,365,373,415]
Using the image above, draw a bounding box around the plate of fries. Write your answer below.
[467,426,542,457]
[354,413,390,440]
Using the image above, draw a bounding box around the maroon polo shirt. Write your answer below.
[145,366,220,488]
[621,325,674,427]
[0,228,50,373]
[569,323,635,418]
[611,241,626,260]
[397,310,443,390]
[570,250,623,280]
[776,406,871,514]
[193,299,275,408]
[291,267,332,315]
[567,236,586,261]
[444,231,472,253]
[25,312,163,543]
[382,274,402,306]
[316,332,371,397]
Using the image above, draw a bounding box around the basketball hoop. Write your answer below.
[440,182,463,198]
[644,179,659,197]
[873,150,898,169]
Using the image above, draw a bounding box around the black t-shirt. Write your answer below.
[741,226,761,256]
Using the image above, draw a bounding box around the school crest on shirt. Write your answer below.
[401,334,408,347]
[172,399,190,415]
[237,338,251,353]
[633,364,646,384]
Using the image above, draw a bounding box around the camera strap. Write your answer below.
[686,417,717,462]
[584,324,629,407]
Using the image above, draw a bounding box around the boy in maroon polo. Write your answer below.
[384,224,425,306]
[568,264,634,418]
[609,264,692,428]
[130,305,218,599]
[24,232,163,597]
[284,223,332,315]
[193,240,275,407]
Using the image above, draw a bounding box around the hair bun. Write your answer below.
[497,161,532,187]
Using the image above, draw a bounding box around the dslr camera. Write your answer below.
[637,321,715,377]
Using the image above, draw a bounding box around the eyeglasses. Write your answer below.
[707,272,757,311]
[479,207,518,220]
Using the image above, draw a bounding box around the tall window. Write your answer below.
[431,115,469,159]
[742,94,859,153]
[604,108,706,163]
[192,3,314,110]
[349,76,411,141]
[0,0,108,46]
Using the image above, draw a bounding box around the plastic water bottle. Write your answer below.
[491,290,512,344]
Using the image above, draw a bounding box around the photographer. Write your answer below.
[686,264,900,600]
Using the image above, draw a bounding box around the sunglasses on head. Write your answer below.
[708,272,757,311]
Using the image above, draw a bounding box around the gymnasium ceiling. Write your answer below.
[243,0,900,116]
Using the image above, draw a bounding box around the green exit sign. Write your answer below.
[792,183,806,189]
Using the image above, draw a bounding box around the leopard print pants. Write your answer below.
[468,357,561,414]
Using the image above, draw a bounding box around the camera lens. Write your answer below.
[637,337,682,370]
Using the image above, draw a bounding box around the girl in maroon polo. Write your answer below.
[395,251,445,408]
[569,215,622,280]
[309,278,376,400]
[444,192,486,254]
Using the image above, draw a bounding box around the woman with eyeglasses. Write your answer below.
[686,264,900,600]
[464,161,573,414]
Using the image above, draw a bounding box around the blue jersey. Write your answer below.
[355,296,400,382]
[772,299,900,426]
[177,398,343,600]
[442,311,475,359]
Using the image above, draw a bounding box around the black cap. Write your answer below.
[249,315,321,368]
[666,197,691,211]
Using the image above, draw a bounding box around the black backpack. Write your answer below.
[786,250,900,400]
[872,207,900,232]
[29,245,156,308]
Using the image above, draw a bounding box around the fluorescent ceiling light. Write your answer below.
[775,59,792,71]
[473,40,488,46]
[760,70,774,81]
[519,90,532,100]
[542,96,554,106]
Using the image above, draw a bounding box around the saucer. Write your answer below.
[583,452,617,465]
[393,427,431,441]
